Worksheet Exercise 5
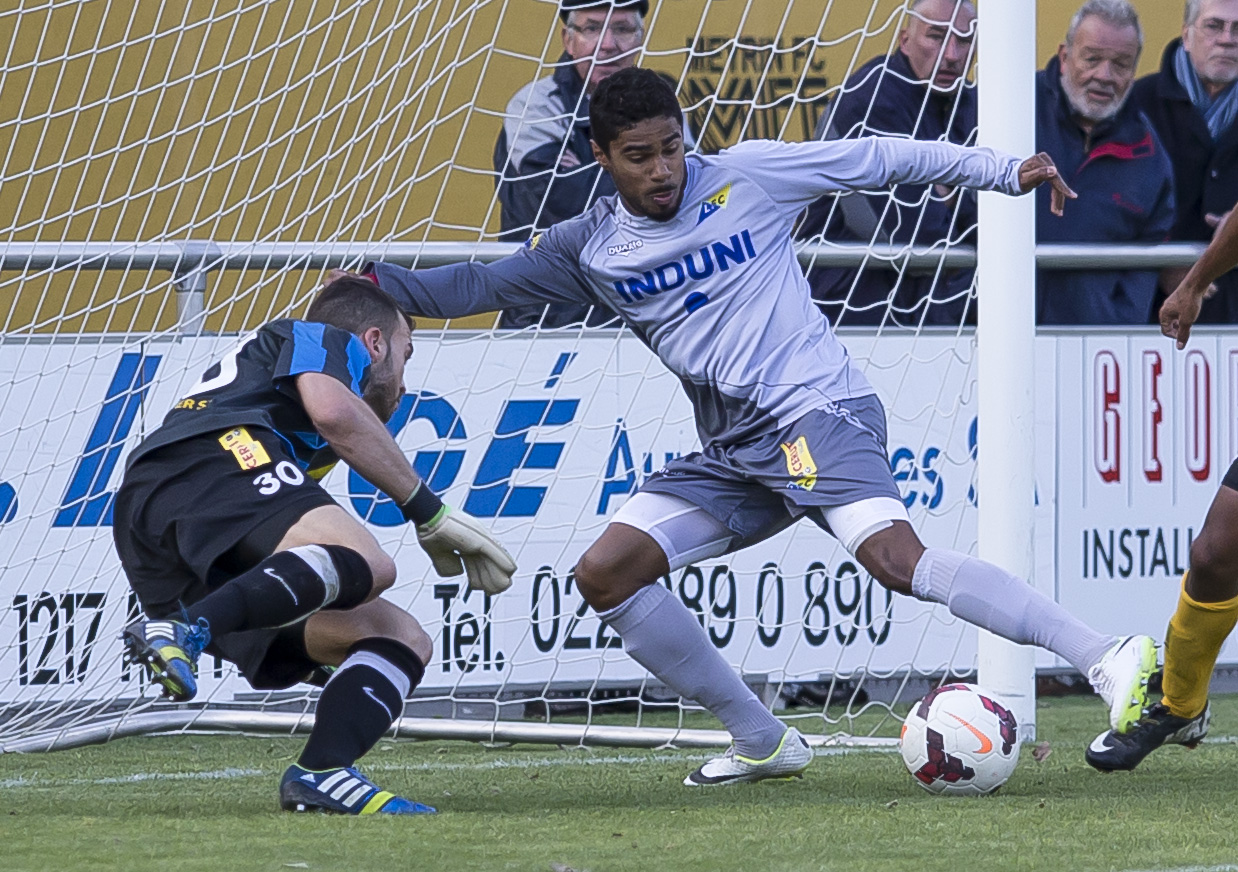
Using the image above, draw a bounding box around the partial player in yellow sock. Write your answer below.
[1086,462,1238,772]
[1161,573,1238,719]
[1087,199,1238,770]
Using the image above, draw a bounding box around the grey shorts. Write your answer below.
[633,395,907,563]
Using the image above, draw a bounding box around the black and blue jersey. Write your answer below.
[128,318,371,478]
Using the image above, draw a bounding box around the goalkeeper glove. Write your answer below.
[400,485,516,594]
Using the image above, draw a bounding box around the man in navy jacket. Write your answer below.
[798,0,979,327]
[493,0,647,328]
[1036,0,1175,325]
[1128,0,1238,323]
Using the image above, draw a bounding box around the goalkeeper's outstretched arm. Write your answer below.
[299,371,516,593]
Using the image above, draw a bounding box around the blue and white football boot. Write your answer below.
[122,617,210,702]
[280,765,437,815]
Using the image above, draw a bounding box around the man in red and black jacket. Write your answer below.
[1036,0,1175,325]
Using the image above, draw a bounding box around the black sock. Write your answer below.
[187,548,333,636]
[297,638,426,771]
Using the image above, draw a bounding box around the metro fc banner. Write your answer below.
[0,331,1233,705]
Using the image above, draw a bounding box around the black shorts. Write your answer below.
[113,426,336,689]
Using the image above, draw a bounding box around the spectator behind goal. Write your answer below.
[493,0,644,328]
[1129,0,1238,323]
[797,0,979,328]
[1035,0,1175,324]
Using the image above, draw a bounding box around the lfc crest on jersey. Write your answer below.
[697,183,732,225]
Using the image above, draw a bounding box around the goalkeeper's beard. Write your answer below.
[364,360,404,422]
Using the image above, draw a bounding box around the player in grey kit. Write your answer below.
[361,67,1158,784]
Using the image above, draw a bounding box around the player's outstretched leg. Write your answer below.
[121,616,210,702]
[917,546,1156,732]
[857,525,1157,732]
[281,601,436,815]
[576,522,810,786]
[1085,702,1211,772]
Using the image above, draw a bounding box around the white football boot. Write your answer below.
[684,727,812,786]
[1087,635,1158,733]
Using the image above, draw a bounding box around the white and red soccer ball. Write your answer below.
[900,683,1020,796]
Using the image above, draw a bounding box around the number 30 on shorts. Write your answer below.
[253,461,305,495]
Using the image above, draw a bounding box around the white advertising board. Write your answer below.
[1049,332,1238,665]
[0,330,1227,705]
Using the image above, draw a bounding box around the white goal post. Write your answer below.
[974,0,1037,735]
[0,0,1207,755]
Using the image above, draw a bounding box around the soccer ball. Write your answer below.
[900,683,1020,796]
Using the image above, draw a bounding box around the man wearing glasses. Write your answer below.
[493,0,649,327]
[1131,0,1238,322]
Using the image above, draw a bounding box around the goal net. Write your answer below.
[0,0,1006,753]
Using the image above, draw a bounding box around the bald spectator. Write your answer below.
[1036,0,1175,324]
[798,0,979,327]
[1130,0,1238,323]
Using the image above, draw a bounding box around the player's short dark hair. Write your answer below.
[590,67,683,154]
[306,276,413,339]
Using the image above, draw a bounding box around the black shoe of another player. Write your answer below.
[1085,702,1210,772]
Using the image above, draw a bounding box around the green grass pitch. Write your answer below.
[2,695,1237,872]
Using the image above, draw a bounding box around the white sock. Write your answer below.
[600,584,786,759]
[911,548,1115,673]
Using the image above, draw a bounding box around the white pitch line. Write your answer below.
[362,744,889,775]
[364,751,713,774]
[0,767,264,790]
[0,744,889,790]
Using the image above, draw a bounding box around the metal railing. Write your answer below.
[0,240,1211,331]
[0,240,1210,272]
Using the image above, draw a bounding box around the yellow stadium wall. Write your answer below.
[0,0,1188,333]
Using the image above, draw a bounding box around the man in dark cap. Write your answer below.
[492,0,649,328]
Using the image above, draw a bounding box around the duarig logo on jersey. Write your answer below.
[607,239,643,257]
[610,229,758,313]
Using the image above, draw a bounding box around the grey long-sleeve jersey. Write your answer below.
[370,137,1023,447]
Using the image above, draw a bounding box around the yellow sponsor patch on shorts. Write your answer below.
[218,427,272,470]
[780,435,818,491]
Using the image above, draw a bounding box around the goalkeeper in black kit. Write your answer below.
[113,277,516,815]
